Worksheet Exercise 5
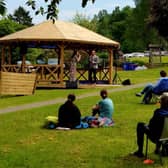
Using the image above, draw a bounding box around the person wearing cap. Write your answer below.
[58,94,81,129]
[133,94,168,158]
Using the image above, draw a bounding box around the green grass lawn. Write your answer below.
[0,67,166,109]
[0,67,168,168]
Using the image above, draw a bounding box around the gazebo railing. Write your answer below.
[63,68,110,82]
[1,64,111,86]
[1,65,20,73]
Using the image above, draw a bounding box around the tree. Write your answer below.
[0,19,26,37]
[72,12,97,32]
[149,0,168,39]
[26,0,61,20]
[109,6,133,42]
[0,0,6,16]
[0,19,27,63]
[8,6,33,26]
[94,10,111,38]
[94,6,133,51]
[80,0,168,40]
[81,0,95,7]
[26,0,95,21]
[121,0,164,52]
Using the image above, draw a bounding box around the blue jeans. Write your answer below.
[141,84,154,103]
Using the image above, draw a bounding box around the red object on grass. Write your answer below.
[143,159,154,164]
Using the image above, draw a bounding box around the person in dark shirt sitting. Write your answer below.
[133,94,168,157]
[58,94,81,129]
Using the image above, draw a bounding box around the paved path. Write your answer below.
[0,83,146,114]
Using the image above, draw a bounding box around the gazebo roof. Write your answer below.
[0,20,119,48]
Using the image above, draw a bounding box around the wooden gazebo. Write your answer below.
[0,20,120,89]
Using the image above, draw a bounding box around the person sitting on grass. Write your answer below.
[135,70,168,104]
[133,94,168,158]
[83,89,114,128]
[58,94,81,129]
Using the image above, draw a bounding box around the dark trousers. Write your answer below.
[136,122,150,153]
[88,68,97,83]
[136,122,160,153]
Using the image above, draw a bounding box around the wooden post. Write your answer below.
[21,53,26,73]
[1,46,5,71]
[8,46,12,64]
[1,46,4,94]
[55,48,61,79]
[20,45,27,73]
[108,48,113,84]
[59,44,65,85]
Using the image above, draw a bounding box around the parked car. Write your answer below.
[123,52,145,58]
[47,58,58,65]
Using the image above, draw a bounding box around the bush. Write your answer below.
[131,59,146,66]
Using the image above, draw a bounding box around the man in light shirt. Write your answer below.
[88,50,99,84]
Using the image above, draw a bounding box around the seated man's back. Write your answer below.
[153,78,168,95]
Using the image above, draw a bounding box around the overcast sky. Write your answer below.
[6,0,135,24]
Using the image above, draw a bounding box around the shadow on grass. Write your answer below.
[118,153,164,167]
[0,95,24,99]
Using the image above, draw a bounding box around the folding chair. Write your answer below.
[150,93,159,104]
[150,92,168,104]
[158,117,168,165]
[145,117,168,165]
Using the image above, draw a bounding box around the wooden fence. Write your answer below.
[0,71,37,95]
